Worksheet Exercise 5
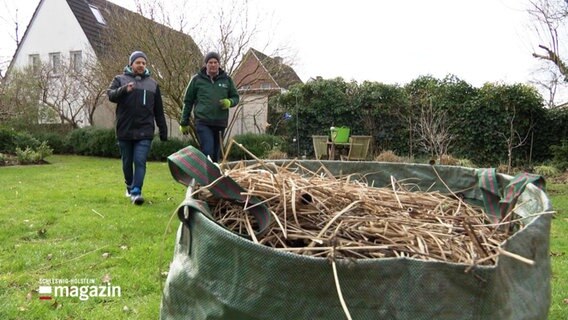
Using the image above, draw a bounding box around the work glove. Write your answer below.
[219,99,231,109]
[179,125,190,135]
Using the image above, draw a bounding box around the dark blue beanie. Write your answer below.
[129,51,147,65]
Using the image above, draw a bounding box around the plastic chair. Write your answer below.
[341,135,372,161]
[312,135,329,160]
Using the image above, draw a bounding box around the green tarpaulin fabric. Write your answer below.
[478,168,546,222]
[167,146,271,237]
[160,153,552,320]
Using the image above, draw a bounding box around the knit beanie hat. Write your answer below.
[204,51,221,64]
[129,51,147,65]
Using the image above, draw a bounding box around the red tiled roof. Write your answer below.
[250,48,303,90]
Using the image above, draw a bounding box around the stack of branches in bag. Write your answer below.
[195,161,526,266]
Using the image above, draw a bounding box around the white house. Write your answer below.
[7,0,118,127]
[6,0,201,132]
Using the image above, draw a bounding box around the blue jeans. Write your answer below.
[196,123,225,162]
[118,139,152,194]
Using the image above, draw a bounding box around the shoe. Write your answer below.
[129,187,144,205]
[125,189,131,197]
[131,194,145,205]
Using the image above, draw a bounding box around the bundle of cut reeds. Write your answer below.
[194,160,526,266]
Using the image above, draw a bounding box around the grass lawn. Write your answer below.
[0,155,566,319]
[0,155,186,319]
[547,183,568,319]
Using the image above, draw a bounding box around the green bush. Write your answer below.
[66,127,192,161]
[456,158,476,168]
[67,127,97,155]
[534,165,561,177]
[15,142,53,164]
[551,142,568,171]
[227,133,285,160]
[15,147,39,164]
[149,137,194,161]
[87,128,120,158]
[13,131,41,150]
[375,150,405,163]
[0,127,16,153]
[67,127,120,158]
[31,131,70,154]
[0,127,41,153]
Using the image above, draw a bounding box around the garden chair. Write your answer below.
[341,135,372,161]
[312,135,329,160]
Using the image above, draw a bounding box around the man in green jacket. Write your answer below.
[179,52,239,162]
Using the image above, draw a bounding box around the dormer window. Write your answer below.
[89,5,106,25]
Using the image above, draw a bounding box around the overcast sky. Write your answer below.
[0,0,547,89]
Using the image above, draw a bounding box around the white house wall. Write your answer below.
[226,93,268,139]
[12,0,96,69]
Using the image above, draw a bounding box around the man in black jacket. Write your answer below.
[107,51,167,205]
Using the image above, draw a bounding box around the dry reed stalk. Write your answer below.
[196,160,529,266]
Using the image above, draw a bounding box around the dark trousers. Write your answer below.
[196,123,225,162]
[118,139,152,193]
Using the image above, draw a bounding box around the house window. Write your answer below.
[28,54,40,74]
[49,52,61,75]
[89,5,106,24]
[260,83,272,89]
[70,51,82,72]
[240,84,251,90]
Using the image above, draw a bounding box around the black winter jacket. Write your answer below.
[107,67,168,141]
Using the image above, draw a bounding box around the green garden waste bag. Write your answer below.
[160,148,552,320]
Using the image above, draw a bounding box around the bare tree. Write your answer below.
[212,0,259,75]
[197,0,296,146]
[529,67,561,107]
[0,66,41,125]
[498,104,534,174]
[392,109,414,159]
[95,0,292,144]
[79,54,113,126]
[87,1,202,142]
[528,0,568,104]
[0,2,17,75]
[415,100,454,163]
[98,5,202,121]
[34,58,97,128]
[2,52,120,129]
